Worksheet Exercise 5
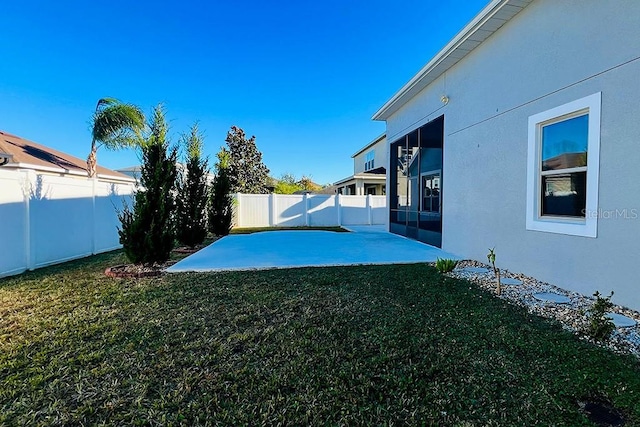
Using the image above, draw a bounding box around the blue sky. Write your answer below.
[1,0,486,185]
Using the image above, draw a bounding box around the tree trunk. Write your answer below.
[87,139,97,178]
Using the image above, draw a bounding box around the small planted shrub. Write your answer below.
[487,247,502,295]
[435,258,458,273]
[586,291,615,341]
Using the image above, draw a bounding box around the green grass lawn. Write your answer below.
[1,252,639,426]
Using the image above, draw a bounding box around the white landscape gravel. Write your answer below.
[449,260,640,358]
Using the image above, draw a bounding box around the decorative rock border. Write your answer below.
[448,259,640,358]
[456,267,491,275]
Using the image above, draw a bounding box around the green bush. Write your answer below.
[586,291,615,341]
[208,150,233,236]
[435,258,458,273]
[175,123,209,248]
[118,105,178,265]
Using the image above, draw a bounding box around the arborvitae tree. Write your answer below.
[175,123,209,248]
[118,105,178,265]
[209,149,233,236]
[224,125,270,194]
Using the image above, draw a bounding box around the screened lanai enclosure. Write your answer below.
[389,116,444,247]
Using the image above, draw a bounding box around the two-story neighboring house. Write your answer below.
[334,133,387,195]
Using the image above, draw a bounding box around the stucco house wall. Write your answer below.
[382,0,640,309]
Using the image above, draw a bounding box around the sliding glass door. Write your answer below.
[389,116,444,247]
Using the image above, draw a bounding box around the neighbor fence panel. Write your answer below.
[235,194,271,227]
[234,193,387,228]
[95,181,134,253]
[340,195,369,225]
[0,169,29,276]
[308,195,339,226]
[30,174,94,268]
[273,194,305,227]
[0,169,134,278]
[370,195,387,225]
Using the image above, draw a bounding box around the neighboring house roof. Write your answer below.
[334,132,388,187]
[0,130,134,182]
[372,0,533,121]
[352,133,386,158]
[117,165,141,173]
[115,165,142,180]
[362,166,386,176]
[334,167,387,186]
[542,152,586,171]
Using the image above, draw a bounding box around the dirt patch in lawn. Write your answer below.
[172,244,208,254]
[104,263,175,278]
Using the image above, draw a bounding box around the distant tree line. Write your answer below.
[273,173,322,194]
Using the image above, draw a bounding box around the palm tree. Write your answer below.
[87,98,145,178]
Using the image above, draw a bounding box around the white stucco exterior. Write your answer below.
[377,0,640,310]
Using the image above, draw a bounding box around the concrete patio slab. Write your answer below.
[168,226,458,272]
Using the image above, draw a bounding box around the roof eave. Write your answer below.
[334,174,387,186]
[372,0,532,121]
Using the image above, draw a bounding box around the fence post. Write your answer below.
[304,193,309,226]
[336,194,341,226]
[366,194,372,225]
[233,193,240,227]
[233,193,240,228]
[269,193,276,227]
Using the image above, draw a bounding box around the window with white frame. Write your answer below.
[364,150,375,171]
[526,92,601,237]
[421,171,441,214]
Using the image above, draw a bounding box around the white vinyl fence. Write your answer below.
[0,168,135,278]
[235,193,387,228]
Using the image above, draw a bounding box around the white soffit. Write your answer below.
[372,0,533,121]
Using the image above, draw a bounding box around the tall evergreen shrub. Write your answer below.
[118,105,178,264]
[175,123,209,247]
[209,150,233,236]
